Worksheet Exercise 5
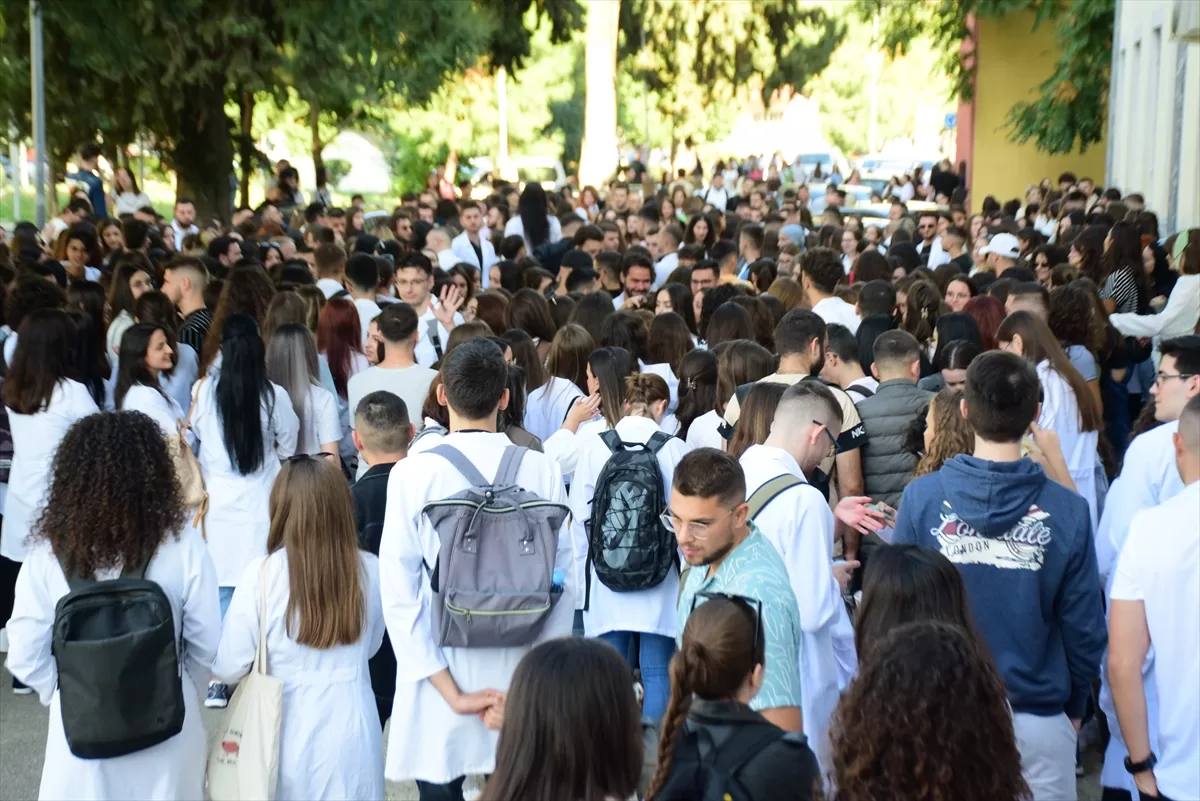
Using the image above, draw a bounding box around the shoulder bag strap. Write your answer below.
[428,444,490,487]
[254,558,271,675]
[494,445,527,487]
[710,723,785,781]
[426,318,443,360]
[181,375,206,435]
[746,474,804,521]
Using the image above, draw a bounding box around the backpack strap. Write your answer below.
[57,553,150,592]
[494,445,527,487]
[331,288,350,300]
[428,444,489,487]
[708,723,786,786]
[410,423,448,446]
[845,384,874,400]
[646,430,674,454]
[426,318,444,360]
[599,429,622,452]
[746,474,804,521]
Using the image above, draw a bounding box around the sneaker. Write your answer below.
[11,676,32,696]
[205,682,229,709]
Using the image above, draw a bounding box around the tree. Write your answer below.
[855,0,1114,154]
[0,0,583,220]
[575,0,845,184]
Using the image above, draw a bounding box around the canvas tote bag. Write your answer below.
[207,560,283,800]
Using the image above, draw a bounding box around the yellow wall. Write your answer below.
[972,12,1107,206]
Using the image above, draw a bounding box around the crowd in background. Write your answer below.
[0,150,1198,801]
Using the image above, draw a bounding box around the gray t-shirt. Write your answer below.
[346,364,438,478]
[1065,345,1098,382]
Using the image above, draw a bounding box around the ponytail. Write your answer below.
[645,646,698,800]
[624,372,670,419]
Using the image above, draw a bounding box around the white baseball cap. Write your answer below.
[980,232,1021,260]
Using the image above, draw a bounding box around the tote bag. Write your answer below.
[207,560,283,800]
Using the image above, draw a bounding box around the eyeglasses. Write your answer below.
[1156,372,1196,385]
[661,507,735,540]
[815,420,838,457]
[691,591,763,663]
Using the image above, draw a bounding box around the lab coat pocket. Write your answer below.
[441,589,554,648]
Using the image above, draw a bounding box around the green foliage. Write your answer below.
[617,0,845,146]
[855,0,1114,154]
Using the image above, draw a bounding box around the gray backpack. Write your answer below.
[422,444,569,648]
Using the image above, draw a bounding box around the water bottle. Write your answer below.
[550,569,565,595]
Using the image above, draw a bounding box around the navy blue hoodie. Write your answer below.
[893,455,1106,718]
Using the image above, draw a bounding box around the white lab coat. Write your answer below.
[291,384,343,456]
[685,409,726,451]
[353,297,383,347]
[1,380,99,563]
[1096,420,1184,582]
[188,379,299,586]
[1110,274,1200,343]
[378,432,575,784]
[503,215,562,254]
[1036,362,1100,529]
[5,531,220,801]
[640,361,679,412]
[120,384,185,439]
[105,310,135,368]
[541,413,608,481]
[161,343,200,416]
[212,550,386,801]
[414,299,463,368]
[739,444,856,775]
[525,377,584,443]
[450,231,498,285]
[569,416,692,634]
[654,251,679,288]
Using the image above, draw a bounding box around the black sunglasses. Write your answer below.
[691,591,764,665]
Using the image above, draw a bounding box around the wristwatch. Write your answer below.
[1124,752,1157,775]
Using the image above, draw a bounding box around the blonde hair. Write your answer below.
[914,389,974,478]
[623,373,669,419]
[266,457,365,649]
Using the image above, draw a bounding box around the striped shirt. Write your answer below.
[1100,267,1141,314]
[177,307,213,355]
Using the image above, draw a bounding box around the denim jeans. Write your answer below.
[599,630,676,724]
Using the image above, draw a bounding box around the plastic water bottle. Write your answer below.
[551,569,565,594]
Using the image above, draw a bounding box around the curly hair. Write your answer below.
[34,411,185,578]
[914,389,973,478]
[1048,283,1095,349]
[830,620,1030,801]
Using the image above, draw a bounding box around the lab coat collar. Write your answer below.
[741,444,807,482]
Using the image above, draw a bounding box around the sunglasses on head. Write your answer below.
[285,452,333,463]
[691,591,763,665]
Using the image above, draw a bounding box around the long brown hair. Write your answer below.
[482,639,642,801]
[996,311,1102,432]
[831,620,1028,801]
[715,339,776,415]
[913,389,973,478]
[202,265,276,370]
[646,312,694,374]
[727,381,787,460]
[266,457,365,649]
[546,323,594,393]
[646,598,765,801]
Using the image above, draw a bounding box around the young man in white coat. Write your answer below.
[378,339,575,801]
[738,380,856,776]
[450,201,498,287]
[1096,336,1200,799]
[394,252,463,368]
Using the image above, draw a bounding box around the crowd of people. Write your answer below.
[0,151,1198,801]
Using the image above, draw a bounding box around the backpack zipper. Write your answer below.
[445,598,552,625]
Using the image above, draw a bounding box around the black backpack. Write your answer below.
[586,430,676,600]
[653,720,787,801]
[52,555,184,759]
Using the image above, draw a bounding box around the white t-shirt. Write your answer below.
[1110,481,1200,801]
[812,296,861,335]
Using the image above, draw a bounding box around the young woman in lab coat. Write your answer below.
[568,373,693,723]
[115,323,186,438]
[6,411,220,800]
[189,314,299,706]
[213,456,385,801]
[132,291,200,415]
[524,324,589,443]
[266,323,342,459]
[1,309,100,694]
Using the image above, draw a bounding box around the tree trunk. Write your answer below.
[578,0,621,188]
[239,87,253,208]
[173,76,234,223]
[310,99,323,176]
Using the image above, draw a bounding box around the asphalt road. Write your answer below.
[0,662,1100,801]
